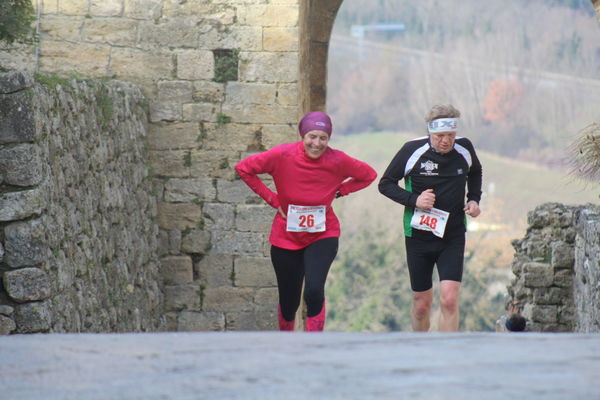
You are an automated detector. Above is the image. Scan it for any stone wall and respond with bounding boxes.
[24,0,300,331]
[507,203,600,332]
[0,70,162,334]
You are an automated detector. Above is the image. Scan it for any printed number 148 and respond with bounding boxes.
[419,215,437,229]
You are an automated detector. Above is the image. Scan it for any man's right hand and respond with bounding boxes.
[416,189,435,210]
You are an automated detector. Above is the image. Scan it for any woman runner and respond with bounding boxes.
[235,111,377,331]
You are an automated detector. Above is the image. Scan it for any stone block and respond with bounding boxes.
[41,0,59,14]
[217,179,262,204]
[40,41,110,77]
[0,315,16,335]
[163,284,202,312]
[157,202,202,230]
[0,144,44,186]
[148,122,201,150]
[90,0,123,16]
[39,17,84,42]
[532,287,571,305]
[234,256,276,287]
[202,286,254,312]
[224,311,259,331]
[261,124,297,149]
[221,104,297,124]
[58,0,88,16]
[530,305,558,324]
[176,50,214,80]
[239,51,297,83]
[0,71,33,94]
[124,0,163,19]
[201,26,262,52]
[189,149,237,180]
[254,287,278,310]
[0,189,45,222]
[3,268,52,302]
[237,5,298,27]
[276,83,297,106]
[211,231,263,256]
[149,101,182,122]
[203,203,234,230]
[161,1,217,17]
[182,103,217,123]
[148,150,190,178]
[157,80,193,103]
[522,262,554,288]
[164,178,216,203]
[138,19,199,49]
[178,311,225,331]
[160,311,178,331]
[195,254,233,286]
[82,19,138,46]
[225,82,276,105]
[0,91,35,144]
[160,256,193,285]
[553,269,574,288]
[263,27,298,51]
[0,305,14,316]
[235,204,274,233]
[14,301,52,333]
[201,123,263,152]
[193,81,224,103]
[181,229,211,254]
[558,305,576,325]
[551,242,575,269]
[109,47,174,80]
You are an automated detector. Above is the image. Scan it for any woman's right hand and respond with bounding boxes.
[277,206,287,219]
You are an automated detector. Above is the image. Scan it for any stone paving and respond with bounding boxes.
[1,332,599,400]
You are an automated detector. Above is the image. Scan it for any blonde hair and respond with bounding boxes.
[425,104,461,122]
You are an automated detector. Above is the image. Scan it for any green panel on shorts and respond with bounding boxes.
[404,176,413,237]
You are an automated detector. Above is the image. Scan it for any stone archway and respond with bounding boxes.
[299,0,600,115]
[298,0,344,114]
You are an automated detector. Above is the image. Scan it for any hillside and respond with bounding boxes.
[325,131,600,332]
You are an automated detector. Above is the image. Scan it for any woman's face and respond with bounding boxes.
[303,130,330,159]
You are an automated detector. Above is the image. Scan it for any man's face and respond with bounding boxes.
[429,131,457,154]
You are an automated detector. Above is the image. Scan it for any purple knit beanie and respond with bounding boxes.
[298,111,333,138]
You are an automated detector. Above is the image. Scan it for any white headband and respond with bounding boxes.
[428,118,458,133]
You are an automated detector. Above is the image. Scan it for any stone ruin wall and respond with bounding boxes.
[0,70,161,334]
[508,203,600,332]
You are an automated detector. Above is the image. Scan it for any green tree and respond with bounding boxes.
[0,0,35,44]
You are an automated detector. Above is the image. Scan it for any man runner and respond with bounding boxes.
[378,104,482,332]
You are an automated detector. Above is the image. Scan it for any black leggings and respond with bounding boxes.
[270,237,339,321]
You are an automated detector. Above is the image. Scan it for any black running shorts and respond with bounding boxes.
[404,234,466,292]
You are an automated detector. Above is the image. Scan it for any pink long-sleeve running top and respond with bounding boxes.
[235,141,377,250]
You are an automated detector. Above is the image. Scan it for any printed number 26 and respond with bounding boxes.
[419,215,437,229]
[299,214,315,228]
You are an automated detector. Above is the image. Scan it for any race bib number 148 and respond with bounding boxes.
[286,205,326,233]
[410,207,449,238]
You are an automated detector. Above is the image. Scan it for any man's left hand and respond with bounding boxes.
[464,201,480,217]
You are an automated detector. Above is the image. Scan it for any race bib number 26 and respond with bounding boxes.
[286,205,326,233]
[410,207,449,238]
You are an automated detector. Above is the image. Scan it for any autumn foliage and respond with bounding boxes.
[482,78,524,126]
